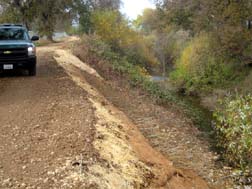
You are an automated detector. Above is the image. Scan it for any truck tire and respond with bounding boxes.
[28,65,36,76]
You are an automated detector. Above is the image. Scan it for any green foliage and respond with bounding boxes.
[73,0,93,34]
[79,8,92,34]
[154,0,252,68]
[0,0,121,40]
[134,8,161,34]
[66,26,81,35]
[155,28,190,64]
[171,33,235,94]
[0,7,20,23]
[91,11,124,47]
[79,35,212,132]
[169,7,194,31]
[214,94,252,170]
[208,1,252,62]
[34,0,74,40]
[142,0,252,106]
[89,0,121,10]
[91,11,158,68]
[0,0,74,39]
[0,0,37,29]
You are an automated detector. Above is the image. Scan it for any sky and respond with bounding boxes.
[120,0,156,20]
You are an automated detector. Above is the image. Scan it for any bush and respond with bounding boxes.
[91,10,158,68]
[158,29,190,62]
[66,26,81,36]
[171,33,234,94]
[75,35,212,132]
[214,94,252,170]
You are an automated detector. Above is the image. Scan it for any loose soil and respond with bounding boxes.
[0,44,97,188]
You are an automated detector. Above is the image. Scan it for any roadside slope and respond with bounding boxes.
[54,48,209,189]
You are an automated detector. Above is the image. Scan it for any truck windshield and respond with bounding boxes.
[0,28,29,40]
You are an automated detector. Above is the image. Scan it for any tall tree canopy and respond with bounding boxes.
[0,0,121,39]
[152,0,252,60]
[0,0,37,28]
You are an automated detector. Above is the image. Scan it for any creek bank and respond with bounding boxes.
[73,43,239,188]
[55,49,210,189]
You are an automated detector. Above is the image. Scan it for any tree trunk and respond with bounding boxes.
[47,34,54,42]
[162,55,166,77]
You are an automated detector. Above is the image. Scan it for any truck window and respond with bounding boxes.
[0,28,29,40]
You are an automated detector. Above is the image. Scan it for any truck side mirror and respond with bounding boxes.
[31,36,39,41]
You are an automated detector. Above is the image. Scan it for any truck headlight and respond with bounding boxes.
[28,47,36,56]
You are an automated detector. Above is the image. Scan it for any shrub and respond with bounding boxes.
[75,35,212,132]
[171,33,234,94]
[91,10,158,68]
[158,29,190,62]
[66,26,81,36]
[214,94,252,170]
[91,11,124,48]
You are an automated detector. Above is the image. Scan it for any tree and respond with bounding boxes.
[0,0,122,40]
[155,0,252,61]
[0,0,37,29]
[204,0,252,60]
[134,8,161,34]
[91,0,121,10]
[34,0,74,40]
[71,0,93,34]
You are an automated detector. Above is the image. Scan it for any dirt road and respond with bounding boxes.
[0,40,209,188]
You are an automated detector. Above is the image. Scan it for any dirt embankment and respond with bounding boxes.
[54,48,209,189]
[73,39,237,189]
[0,39,209,189]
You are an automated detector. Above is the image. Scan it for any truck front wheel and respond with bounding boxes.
[28,65,36,76]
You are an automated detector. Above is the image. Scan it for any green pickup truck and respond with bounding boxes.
[0,24,39,76]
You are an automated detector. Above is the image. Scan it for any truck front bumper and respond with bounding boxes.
[0,56,36,71]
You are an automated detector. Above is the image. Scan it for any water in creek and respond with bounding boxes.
[150,76,167,82]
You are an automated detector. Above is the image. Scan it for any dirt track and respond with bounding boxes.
[0,44,98,188]
[0,40,209,188]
